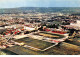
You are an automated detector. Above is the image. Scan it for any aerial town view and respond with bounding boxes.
[0,0,80,55]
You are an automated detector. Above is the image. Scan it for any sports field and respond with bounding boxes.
[15,37,55,50]
[34,31,65,39]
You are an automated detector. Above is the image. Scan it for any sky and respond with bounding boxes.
[0,0,80,8]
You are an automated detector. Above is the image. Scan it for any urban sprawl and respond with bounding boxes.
[0,12,80,55]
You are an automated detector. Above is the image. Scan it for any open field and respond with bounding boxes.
[14,37,55,50]
[34,31,65,39]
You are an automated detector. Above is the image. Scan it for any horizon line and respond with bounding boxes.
[0,7,80,9]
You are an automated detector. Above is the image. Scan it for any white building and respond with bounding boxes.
[70,20,80,27]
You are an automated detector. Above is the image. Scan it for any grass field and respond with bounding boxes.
[34,31,65,39]
[15,38,54,50]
